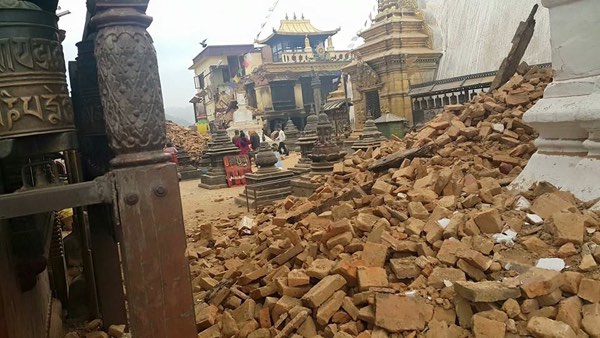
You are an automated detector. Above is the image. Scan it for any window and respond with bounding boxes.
[238,55,246,77]
[195,102,207,122]
[245,83,257,108]
[272,42,284,62]
[227,55,239,79]
[365,90,381,119]
[222,67,230,83]
[301,78,314,112]
[194,73,205,89]
[271,81,296,111]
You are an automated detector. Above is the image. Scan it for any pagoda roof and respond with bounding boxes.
[257,16,340,45]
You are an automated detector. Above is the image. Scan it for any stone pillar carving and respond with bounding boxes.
[91,2,196,337]
[513,0,600,207]
[93,5,169,168]
[312,70,323,114]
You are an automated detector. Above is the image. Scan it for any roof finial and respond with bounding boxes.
[285,13,289,20]
[301,13,305,20]
[304,35,312,52]
[293,12,297,20]
[327,36,334,51]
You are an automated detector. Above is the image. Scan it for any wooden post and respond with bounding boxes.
[91,2,196,337]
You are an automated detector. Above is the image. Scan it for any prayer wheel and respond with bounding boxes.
[0,2,75,139]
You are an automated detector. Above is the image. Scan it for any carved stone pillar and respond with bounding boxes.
[312,71,323,114]
[513,0,600,208]
[91,2,196,337]
[93,8,168,166]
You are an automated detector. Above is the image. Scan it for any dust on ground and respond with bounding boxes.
[179,152,300,229]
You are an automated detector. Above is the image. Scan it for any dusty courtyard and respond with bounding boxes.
[179,153,300,228]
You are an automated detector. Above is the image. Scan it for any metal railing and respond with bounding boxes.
[409,62,552,94]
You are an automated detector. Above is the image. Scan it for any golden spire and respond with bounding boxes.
[378,0,418,13]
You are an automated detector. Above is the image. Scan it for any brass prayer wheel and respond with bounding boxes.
[0,4,75,139]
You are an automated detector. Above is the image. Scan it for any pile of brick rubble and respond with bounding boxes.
[166,121,210,165]
[186,65,600,338]
[68,65,600,338]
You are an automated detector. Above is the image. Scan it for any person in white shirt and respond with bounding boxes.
[275,126,289,156]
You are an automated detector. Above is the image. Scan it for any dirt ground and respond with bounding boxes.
[179,152,300,229]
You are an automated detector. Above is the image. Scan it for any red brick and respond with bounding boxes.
[361,242,388,268]
[375,294,433,332]
[302,274,347,308]
[358,267,388,291]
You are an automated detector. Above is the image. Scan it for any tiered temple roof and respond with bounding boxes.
[352,0,441,62]
[257,15,340,45]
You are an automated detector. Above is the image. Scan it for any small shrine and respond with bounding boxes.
[323,84,352,138]
[309,113,347,175]
[226,92,263,138]
[290,109,319,175]
[352,110,387,151]
[235,140,294,208]
[176,150,203,180]
[283,116,300,152]
[198,128,240,189]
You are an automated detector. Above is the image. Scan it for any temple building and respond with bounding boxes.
[344,0,442,128]
[247,14,353,132]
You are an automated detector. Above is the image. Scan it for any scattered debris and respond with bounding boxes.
[184,68,600,337]
[166,121,210,165]
[238,216,255,236]
[536,258,566,271]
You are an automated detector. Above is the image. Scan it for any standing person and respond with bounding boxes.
[232,130,240,145]
[164,142,178,165]
[235,131,251,156]
[164,142,182,180]
[275,126,288,156]
[249,130,261,152]
[248,130,260,165]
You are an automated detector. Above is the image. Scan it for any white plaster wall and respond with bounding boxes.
[418,0,552,80]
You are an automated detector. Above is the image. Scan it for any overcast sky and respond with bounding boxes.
[58,0,376,123]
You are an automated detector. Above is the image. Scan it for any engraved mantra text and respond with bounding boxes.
[0,92,73,130]
[0,37,66,73]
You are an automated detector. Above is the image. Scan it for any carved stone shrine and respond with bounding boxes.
[309,112,347,175]
[235,141,293,208]
[198,128,240,189]
[283,116,300,152]
[176,150,202,181]
[352,110,387,151]
[290,110,319,175]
